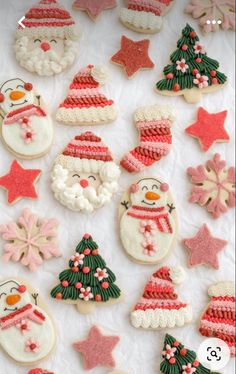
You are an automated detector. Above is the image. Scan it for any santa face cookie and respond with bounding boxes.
[119,178,178,264]
[0,78,53,159]
[14,0,78,76]
[0,279,55,365]
[51,132,121,213]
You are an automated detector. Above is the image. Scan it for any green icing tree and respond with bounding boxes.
[156,24,227,103]
[51,233,122,314]
[160,334,220,374]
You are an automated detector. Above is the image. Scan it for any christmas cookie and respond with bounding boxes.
[131,266,192,329]
[120,105,175,173]
[185,0,235,33]
[73,0,117,21]
[14,0,79,76]
[119,177,178,264]
[51,234,122,314]
[73,325,120,370]
[0,208,61,272]
[0,278,56,365]
[185,107,229,151]
[28,370,54,374]
[111,35,154,78]
[51,132,121,213]
[199,281,235,356]
[120,0,175,34]
[0,160,41,205]
[160,333,220,373]
[155,24,227,103]
[187,153,235,219]
[56,65,117,125]
[183,224,227,269]
[0,78,53,159]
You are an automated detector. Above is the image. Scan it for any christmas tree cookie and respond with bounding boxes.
[51,234,122,314]
[155,24,227,103]
[160,334,220,373]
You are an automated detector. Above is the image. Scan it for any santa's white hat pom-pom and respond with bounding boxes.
[91,66,108,85]
[169,266,185,284]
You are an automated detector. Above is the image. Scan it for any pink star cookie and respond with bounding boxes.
[183,224,227,269]
[73,325,120,370]
[73,0,117,20]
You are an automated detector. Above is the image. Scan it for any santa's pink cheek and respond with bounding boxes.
[80,179,89,189]
[40,42,51,52]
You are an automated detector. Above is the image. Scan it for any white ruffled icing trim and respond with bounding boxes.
[91,66,108,85]
[134,105,175,122]
[56,105,117,124]
[169,267,185,284]
[208,282,235,297]
[131,305,193,329]
[120,8,162,31]
[16,25,79,40]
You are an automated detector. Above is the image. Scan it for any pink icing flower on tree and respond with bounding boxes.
[140,220,156,237]
[182,363,196,374]
[193,74,209,88]
[162,344,177,359]
[16,320,31,334]
[71,253,85,266]
[176,59,189,73]
[193,41,205,54]
[79,287,93,301]
[25,338,40,353]
[94,268,109,281]
[142,239,157,256]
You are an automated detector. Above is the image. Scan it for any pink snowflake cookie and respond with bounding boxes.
[187,153,235,218]
[0,208,61,271]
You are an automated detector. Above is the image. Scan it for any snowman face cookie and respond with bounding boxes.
[119,177,178,264]
[0,279,56,365]
[0,78,53,159]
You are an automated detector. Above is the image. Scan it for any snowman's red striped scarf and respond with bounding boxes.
[127,206,173,233]
[4,104,46,125]
[0,304,45,330]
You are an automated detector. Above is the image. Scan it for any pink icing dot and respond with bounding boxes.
[130,183,139,193]
[83,233,90,239]
[160,183,169,192]
[75,282,82,289]
[62,280,69,287]
[83,248,91,255]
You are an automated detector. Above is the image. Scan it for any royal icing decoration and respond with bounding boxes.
[156,24,227,103]
[131,266,192,329]
[28,370,54,374]
[111,35,154,78]
[51,132,121,213]
[160,333,219,373]
[120,105,175,173]
[187,153,235,219]
[183,224,227,269]
[0,78,53,159]
[185,0,235,33]
[73,0,117,20]
[119,178,178,264]
[199,282,235,356]
[185,107,229,151]
[51,234,122,314]
[0,160,41,205]
[0,208,61,272]
[14,0,79,76]
[0,279,55,364]
[56,65,116,125]
[120,0,174,33]
[73,325,120,370]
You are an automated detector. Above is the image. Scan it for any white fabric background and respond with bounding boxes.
[0,1,235,373]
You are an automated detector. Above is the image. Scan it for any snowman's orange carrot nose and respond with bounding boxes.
[10,91,25,101]
[145,191,160,200]
[6,294,21,305]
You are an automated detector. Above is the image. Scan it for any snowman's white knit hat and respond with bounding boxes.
[16,0,78,39]
[131,266,192,329]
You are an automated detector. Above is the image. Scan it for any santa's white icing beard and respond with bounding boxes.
[14,36,77,76]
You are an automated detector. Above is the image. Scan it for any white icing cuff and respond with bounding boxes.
[56,105,117,124]
[120,8,162,32]
[16,25,79,40]
[131,305,193,329]
[134,105,175,122]
[208,282,235,297]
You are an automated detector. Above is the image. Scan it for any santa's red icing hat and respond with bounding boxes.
[56,65,116,125]
[131,266,192,329]
[55,131,120,180]
[16,0,78,39]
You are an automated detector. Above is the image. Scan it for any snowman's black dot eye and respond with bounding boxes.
[88,175,96,181]
[0,292,7,299]
[34,39,41,43]
[72,174,80,179]
[152,184,159,190]
[142,185,148,191]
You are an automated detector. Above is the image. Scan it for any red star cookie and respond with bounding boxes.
[73,0,117,20]
[111,35,154,78]
[73,326,120,370]
[0,160,41,204]
[183,224,227,269]
[185,107,229,151]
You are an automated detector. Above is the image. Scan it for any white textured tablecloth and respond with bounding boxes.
[0,1,235,373]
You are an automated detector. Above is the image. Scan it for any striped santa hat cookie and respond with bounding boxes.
[120,0,175,34]
[56,65,117,125]
[131,266,192,329]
